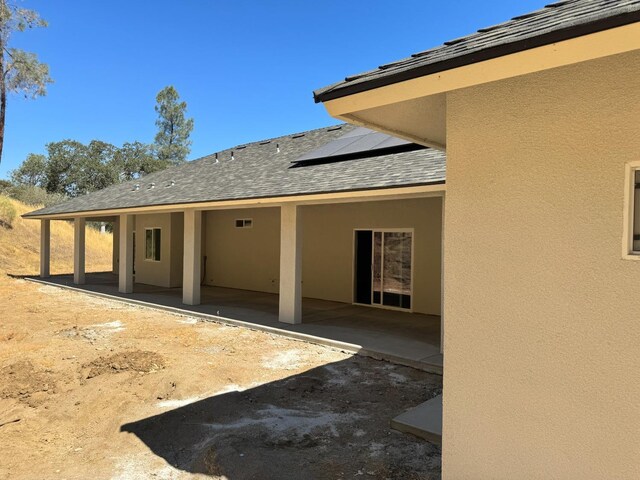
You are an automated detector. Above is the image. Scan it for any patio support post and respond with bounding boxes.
[40,219,50,278]
[73,217,86,285]
[112,217,119,274]
[118,214,134,294]
[183,209,202,306]
[279,204,302,324]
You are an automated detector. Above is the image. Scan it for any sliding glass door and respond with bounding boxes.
[354,229,413,310]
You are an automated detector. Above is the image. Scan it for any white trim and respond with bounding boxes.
[352,227,415,313]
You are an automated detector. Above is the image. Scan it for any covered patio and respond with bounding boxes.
[28,271,443,373]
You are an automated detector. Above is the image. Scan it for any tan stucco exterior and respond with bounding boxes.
[442,50,640,479]
[302,198,442,315]
[204,207,281,294]
[202,198,442,315]
[134,212,183,288]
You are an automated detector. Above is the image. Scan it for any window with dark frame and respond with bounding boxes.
[235,218,253,228]
[145,228,161,261]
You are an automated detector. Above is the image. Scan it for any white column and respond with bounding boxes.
[40,219,50,278]
[183,209,202,305]
[112,218,120,275]
[279,204,302,324]
[73,217,86,285]
[118,214,134,293]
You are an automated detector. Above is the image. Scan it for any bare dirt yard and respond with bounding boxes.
[0,274,442,479]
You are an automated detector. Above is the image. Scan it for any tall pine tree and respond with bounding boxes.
[152,86,194,165]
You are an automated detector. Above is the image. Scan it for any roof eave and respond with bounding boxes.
[313,11,640,103]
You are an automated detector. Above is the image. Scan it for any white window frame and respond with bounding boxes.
[623,162,640,260]
[144,227,162,262]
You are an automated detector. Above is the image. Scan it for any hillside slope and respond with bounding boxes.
[0,196,113,275]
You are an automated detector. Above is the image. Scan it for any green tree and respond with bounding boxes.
[0,1,53,165]
[42,139,86,196]
[10,139,174,197]
[153,85,194,165]
[113,141,169,181]
[10,152,46,185]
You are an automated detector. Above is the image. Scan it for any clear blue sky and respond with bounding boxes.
[0,0,547,179]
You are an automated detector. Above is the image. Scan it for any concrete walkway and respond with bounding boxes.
[391,394,443,445]
[28,272,443,373]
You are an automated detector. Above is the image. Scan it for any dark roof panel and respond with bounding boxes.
[314,0,640,102]
[292,127,420,165]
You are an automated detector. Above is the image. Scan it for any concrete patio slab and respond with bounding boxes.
[391,394,443,445]
[26,272,443,374]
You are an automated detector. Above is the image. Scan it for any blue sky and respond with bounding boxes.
[0,0,547,179]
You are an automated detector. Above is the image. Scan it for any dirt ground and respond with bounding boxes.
[0,274,442,480]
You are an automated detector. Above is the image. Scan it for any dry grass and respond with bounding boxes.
[0,196,113,275]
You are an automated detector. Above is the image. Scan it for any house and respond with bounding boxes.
[313,0,640,478]
[24,124,447,369]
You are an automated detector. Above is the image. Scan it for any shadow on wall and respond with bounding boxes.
[121,356,442,479]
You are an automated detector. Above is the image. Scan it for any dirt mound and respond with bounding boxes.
[0,360,56,404]
[84,350,165,379]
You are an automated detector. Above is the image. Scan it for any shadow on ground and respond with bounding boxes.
[121,356,442,479]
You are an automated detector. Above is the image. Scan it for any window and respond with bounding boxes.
[235,218,253,228]
[145,228,161,261]
[624,164,640,257]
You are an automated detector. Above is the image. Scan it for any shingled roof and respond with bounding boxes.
[314,0,640,102]
[24,124,446,218]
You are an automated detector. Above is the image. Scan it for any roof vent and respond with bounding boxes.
[259,140,271,145]
[276,143,280,153]
[132,184,140,191]
[231,150,235,161]
[166,180,175,187]
[148,182,155,189]
[292,133,305,139]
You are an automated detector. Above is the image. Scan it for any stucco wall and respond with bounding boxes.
[204,199,442,315]
[204,208,281,294]
[303,198,442,315]
[443,50,640,479]
[135,213,176,287]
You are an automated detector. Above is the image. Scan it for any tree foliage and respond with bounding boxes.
[10,139,170,197]
[153,86,194,165]
[0,1,53,164]
[7,85,193,200]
